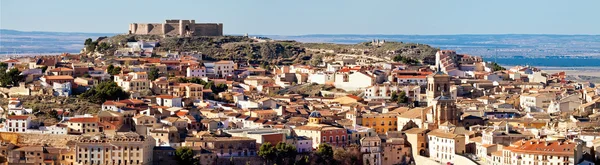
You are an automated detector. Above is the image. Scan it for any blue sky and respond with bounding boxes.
[1,0,599,35]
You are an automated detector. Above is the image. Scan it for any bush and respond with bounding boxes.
[78,81,129,104]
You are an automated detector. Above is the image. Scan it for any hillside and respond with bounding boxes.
[96,34,438,65]
[99,35,310,65]
[301,41,439,64]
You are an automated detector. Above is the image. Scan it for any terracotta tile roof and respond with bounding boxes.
[504,139,576,156]
[103,101,127,106]
[7,115,30,120]
[4,59,19,63]
[156,95,177,99]
[403,128,427,134]
[427,129,463,139]
[69,117,98,123]
[176,111,188,117]
[215,60,234,64]
[398,107,427,119]
[49,67,74,72]
[346,95,361,100]
[44,75,74,80]
[119,99,144,105]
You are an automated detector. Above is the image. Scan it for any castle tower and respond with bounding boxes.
[426,63,450,106]
[308,111,323,125]
[430,91,459,129]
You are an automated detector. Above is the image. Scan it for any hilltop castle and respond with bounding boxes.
[128,19,223,37]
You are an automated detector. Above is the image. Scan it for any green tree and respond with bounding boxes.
[0,68,24,87]
[190,77,207,85]
[490,62,506,71]
[315,144,334,165]
[213,83,228,94]
[85,41,98,53]
[107,65,122,75]
[393,55,419,65]
[258,142,277,165]
[84,38,93,45]
[275,142,297,165]
[295,155,310,165]
[78,81,129,104]
[397,91,409,104]
[148,67,160,80]
[391,91,398,102]
[49,110,59,119]
[98,42,110,52]
[175,147,199,165]
[259,142,297,165]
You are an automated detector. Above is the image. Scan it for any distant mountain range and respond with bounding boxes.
[0,29,117,55]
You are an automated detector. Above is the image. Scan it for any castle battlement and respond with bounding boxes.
[128,19,223,37]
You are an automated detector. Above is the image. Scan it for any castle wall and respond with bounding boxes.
[194,23,223,36]
[163,23,178,36]
[136,24,149,34]
[147,23,164,35]
[128,20,223,36]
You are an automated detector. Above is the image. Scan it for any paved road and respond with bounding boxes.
[414,155,441,165]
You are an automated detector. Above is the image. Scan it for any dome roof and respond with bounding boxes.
[309,111,322,118]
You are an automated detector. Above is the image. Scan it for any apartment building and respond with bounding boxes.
[75,133,155,165]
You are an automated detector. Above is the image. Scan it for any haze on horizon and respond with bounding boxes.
[1,0,599,35]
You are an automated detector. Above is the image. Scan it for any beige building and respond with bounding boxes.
[184,135,258,158]
[245,109,278,119]
[7,146,75,165]
[361,136,383,165]
[173,83,203,100]
[382,138,412,165]
[48,67,74,76]
[489,139,580,165]
[404,128,429,157]
[148,126,180,147]
[114,72,151,92]
[427,126,466,164]
[67,117,102,135]
[520,93,554,112]
[426,67,451,106]
[75,133,155,165]
[212,60,236,78]
[244,76,274,88]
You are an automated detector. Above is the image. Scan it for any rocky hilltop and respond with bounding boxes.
[93,34,438,65]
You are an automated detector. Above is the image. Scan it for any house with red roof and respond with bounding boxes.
[156,95,183,107]
[4,115,31,133]
[65,117,102,135]
[3,59,20,70]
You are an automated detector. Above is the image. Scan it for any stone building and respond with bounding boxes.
[382,138,412,165]
[74,133,155,165]
[426,65,451,106]
[294,111,349,148]
[428,94,460,129]
[128,19,223,36]
[7,146,75,165]
[183,135,258,158]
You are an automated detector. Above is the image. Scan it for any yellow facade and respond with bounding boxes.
[361,113,398,134]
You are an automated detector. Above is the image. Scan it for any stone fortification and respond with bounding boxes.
[128,19,223,36]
